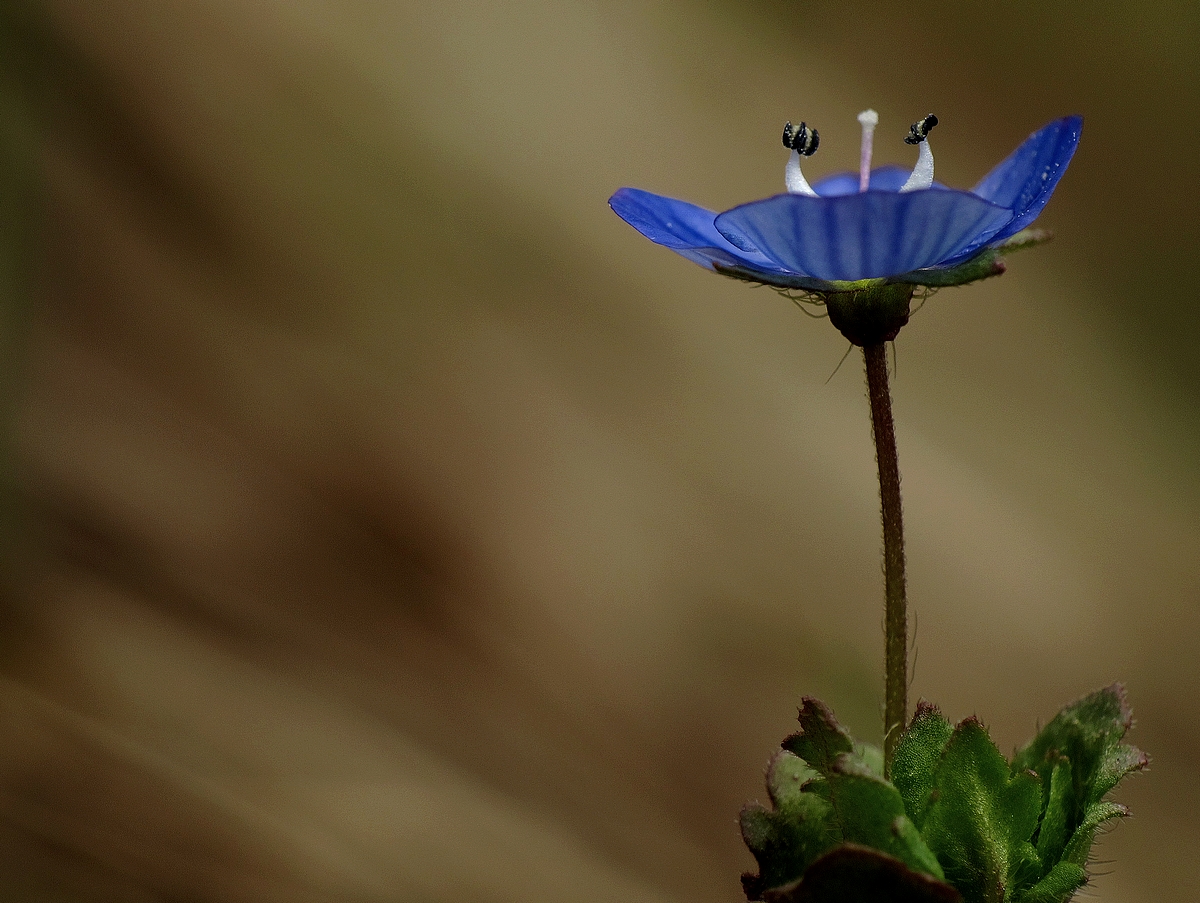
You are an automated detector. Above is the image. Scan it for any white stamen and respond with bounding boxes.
[899,138,934,192]
[785,149,818,196]
[857,109,878,192]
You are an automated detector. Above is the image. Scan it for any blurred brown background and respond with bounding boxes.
[0,1,1195,901]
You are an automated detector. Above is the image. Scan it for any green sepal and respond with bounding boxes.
[993,227,1053,254]
[711,229,1050,294]
[891,228,1052,288]
[891,250,1007,288]
[712,261,846,293]
[761,845,962,903]
[768,747,822,806]
[918,717,1043,903]
[822,282,915,346]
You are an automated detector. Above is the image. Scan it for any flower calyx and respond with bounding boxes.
[823,283,915,347]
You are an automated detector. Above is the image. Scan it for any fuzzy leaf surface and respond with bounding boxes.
[817,755,944,879]
[1012,684,1145,810]
[1032,754,1073,867]
[781,698,855,773]
[743,699,939,897]
[919,718,1043,903]
[1012,861,1087,903]
[743,689,1144,903]
[741,752,837,898]
[1011,685,1146,877]
[892,701,954,830]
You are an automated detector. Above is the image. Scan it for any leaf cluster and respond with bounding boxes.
[740,687,1146,903]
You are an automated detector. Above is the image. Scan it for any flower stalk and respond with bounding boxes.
[863,342,907,776]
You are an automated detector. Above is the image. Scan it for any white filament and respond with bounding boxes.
[857,109,878,192]
[785,149,818,196]
[899,138,934,192]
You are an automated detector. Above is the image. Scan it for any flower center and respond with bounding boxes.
[781,111,940,196]
[899,114,938,192]
[782,120,820,197]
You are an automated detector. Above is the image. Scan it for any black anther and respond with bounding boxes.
[782,121,820,156]
[904,114,939,145]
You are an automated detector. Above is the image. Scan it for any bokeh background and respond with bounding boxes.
[0,1,1196,901]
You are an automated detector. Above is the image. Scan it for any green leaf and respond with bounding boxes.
[1061,801,1128,866]
[1012,685,1147,872]
[744,700,944,898]
[920,718,1043,903]
[1012,861,1087,903]
[853,741,885,779]
[1012,684,1145,807]
[761,845,962,903]
[1092,743,1149,805]
[768,749,822,809]
[781,698,855,774]
[741,753,838,898]
[1033,753,1072,868]
[819,755,944,879]
[743,690,1144,903]
[892,701,954,830]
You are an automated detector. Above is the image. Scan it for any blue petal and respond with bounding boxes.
[714,189,1013,282]
[812,165,912,196]
[609,187,793,275]
[969,116,1082,242]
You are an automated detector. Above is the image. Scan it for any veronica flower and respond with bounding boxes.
[609,112,1081,344]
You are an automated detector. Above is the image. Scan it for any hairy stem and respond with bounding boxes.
[863,343,907,777]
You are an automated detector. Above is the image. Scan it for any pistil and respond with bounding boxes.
[857,109,878,192]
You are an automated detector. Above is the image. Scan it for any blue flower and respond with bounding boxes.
[609,114,1081,294]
